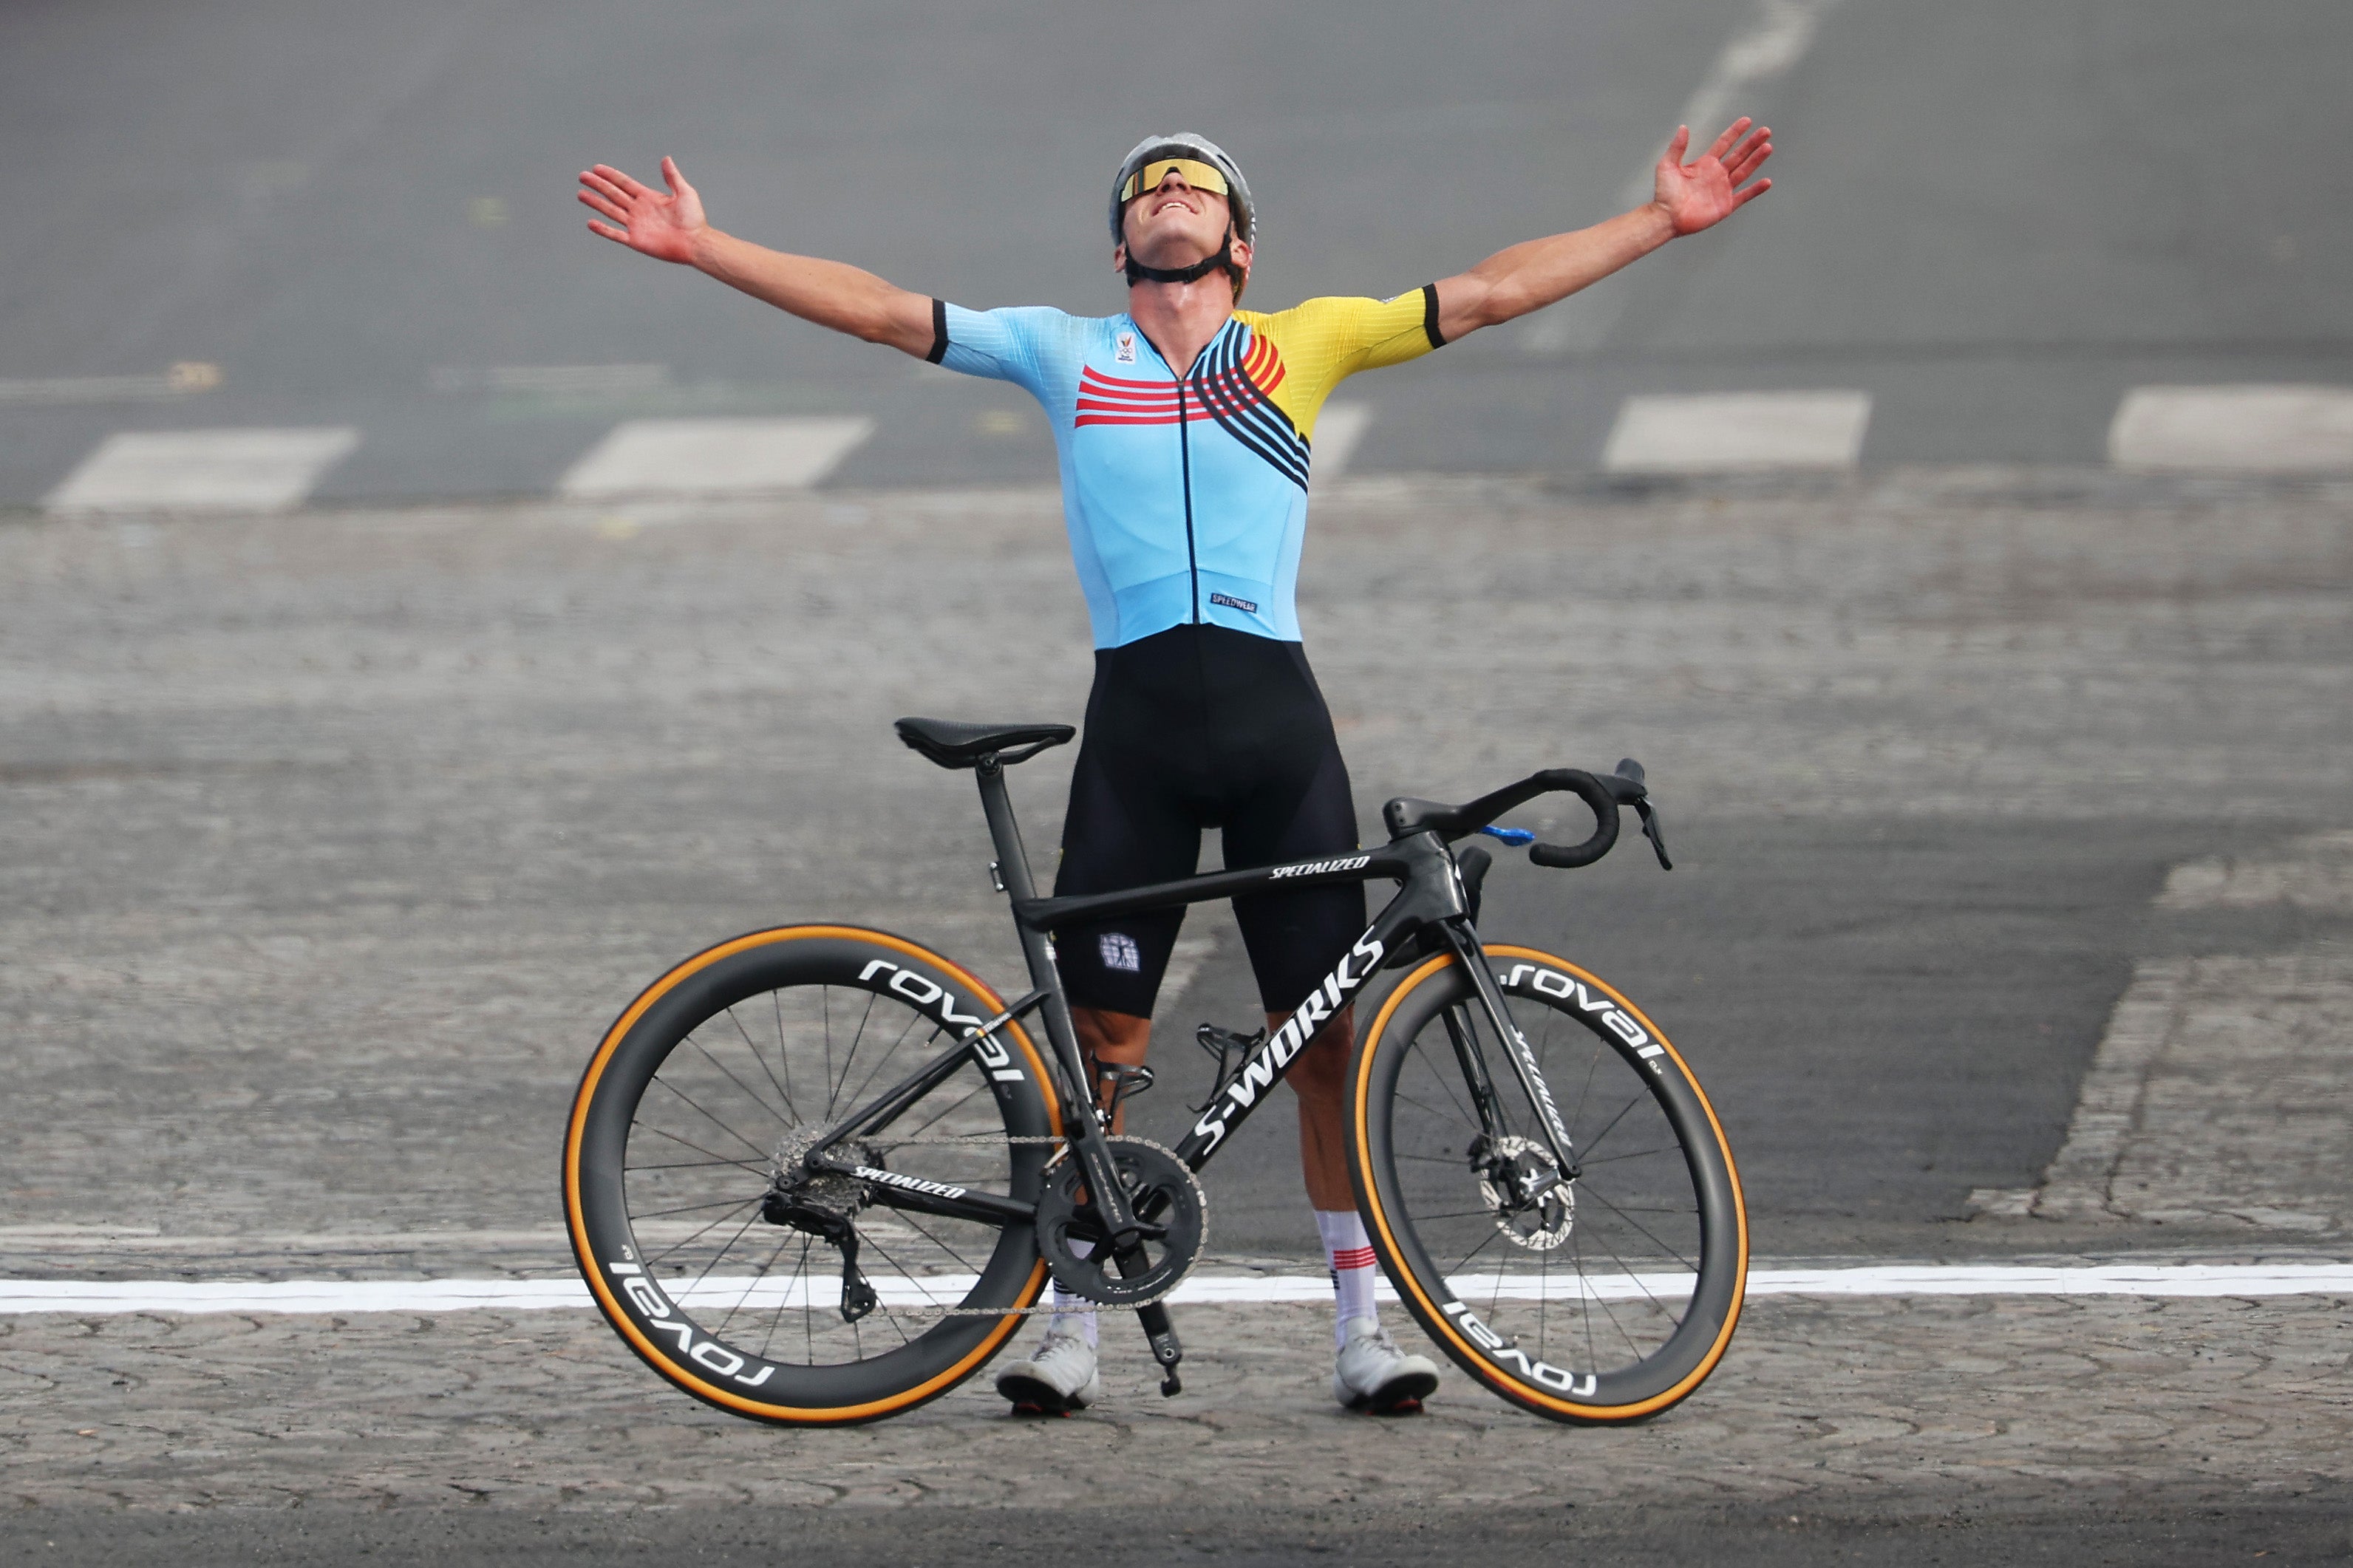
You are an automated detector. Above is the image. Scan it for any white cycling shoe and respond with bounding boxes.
[995,1328,1102,1416]
[1333,1316,1440,1414]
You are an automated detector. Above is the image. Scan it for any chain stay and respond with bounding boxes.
[858,1133,1199,1320]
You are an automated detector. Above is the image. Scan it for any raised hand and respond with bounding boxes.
[1653,118,1773,236]
[579,156,708,265]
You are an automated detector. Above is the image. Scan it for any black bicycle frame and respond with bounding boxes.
[810,755,1579,1250]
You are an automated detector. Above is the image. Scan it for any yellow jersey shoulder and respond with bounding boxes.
[1232,287,1443,439]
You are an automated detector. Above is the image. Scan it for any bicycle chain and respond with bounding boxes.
[852,1133,1202,1320]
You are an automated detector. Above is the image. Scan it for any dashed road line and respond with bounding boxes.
[1523,0,1844,355]
[41,426,358,514]
[2110,384,2353,473]
[1602,390,1871,473]
[556,416,875,498]
[4,1260,2346,1315]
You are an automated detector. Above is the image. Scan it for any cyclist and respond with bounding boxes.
[578,117,1771,1415]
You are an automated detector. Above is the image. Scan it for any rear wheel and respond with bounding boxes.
[563,925,1060,1425]
[1349,944,1746,1422]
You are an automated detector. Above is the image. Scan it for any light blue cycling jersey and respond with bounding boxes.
[930,290,1444,648]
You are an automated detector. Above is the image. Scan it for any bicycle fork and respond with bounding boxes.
[1440,922,1581,1193]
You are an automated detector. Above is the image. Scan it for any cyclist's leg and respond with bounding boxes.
[1012,637,1208,1390]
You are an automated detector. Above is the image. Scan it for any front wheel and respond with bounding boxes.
[1349,944,1746,1423]
[563,925,1062,1425]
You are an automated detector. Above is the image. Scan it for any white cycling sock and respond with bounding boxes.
[1315,1208,1378,1349]
[1049,1239,1098,1349]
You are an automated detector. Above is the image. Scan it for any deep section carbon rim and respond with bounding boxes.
[566,929,1056,1422]
[1356,947,1744,1421]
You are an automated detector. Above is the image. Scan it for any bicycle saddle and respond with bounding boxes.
[894,716,1076,769]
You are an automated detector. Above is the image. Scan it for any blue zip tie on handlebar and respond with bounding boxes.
[1479,825,1536,846]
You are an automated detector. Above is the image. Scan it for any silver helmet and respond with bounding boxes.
[1109,133,1256,248]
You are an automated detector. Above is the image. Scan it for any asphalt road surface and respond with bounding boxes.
[5,0,2352,505]
[4,473,2350,1561]
[7,0,2353,1558]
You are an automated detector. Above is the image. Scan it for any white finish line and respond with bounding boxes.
[4,1261,2346,1316]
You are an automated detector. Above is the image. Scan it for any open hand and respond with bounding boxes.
[579,156,707,264]
[1653,118,1773,236]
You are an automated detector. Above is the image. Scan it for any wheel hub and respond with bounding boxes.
[1474,1134,1575,1250]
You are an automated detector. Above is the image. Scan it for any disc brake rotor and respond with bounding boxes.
[1033,1136,1206,1307]
[1477,1134,1575,1250]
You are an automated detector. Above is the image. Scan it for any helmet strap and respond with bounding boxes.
[1125,234,1235,287]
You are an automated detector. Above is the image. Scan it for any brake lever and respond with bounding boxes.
[1632,799,1673,870]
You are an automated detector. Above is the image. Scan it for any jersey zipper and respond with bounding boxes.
[1139,317,1211,627]
[1176,372,1199,624]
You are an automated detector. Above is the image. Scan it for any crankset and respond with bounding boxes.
[1032,1136,1206,1309]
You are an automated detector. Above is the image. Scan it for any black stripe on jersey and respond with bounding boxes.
[927,298,949,364]
[1192,326,1311,491]
[1422,283,1445,349]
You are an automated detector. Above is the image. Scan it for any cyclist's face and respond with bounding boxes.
[1117,170,1246,276]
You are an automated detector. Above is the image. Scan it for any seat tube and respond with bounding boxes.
[975,765,1090,1100]
[974,757,1141,1238]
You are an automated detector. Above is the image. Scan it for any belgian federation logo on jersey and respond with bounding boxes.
[1114,331,1138,365]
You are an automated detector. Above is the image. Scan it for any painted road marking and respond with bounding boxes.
[1524,0,1843,355]
[42,428,358,514]
[557,417,874,498]
[2109,384,2353,473]
[4,1261,2346,1315]
[1603,391,1870,474]
[1312,401,1373,481]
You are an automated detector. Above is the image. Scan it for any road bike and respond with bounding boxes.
[562,716,1746,1425]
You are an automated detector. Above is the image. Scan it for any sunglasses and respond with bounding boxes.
[1119,157,1230,204]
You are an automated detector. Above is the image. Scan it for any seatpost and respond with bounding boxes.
[973,757,1143,1243]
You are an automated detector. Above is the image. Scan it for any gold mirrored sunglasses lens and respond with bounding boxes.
[1120,157,1230,202]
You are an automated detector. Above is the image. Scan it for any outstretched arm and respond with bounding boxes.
[578,157,936,358]
[1431,118,1772,343]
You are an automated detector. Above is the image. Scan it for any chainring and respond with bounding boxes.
[1032,1136,1206,1308]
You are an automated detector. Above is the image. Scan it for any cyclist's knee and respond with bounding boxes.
[1072,1005,1151,1066]
[1274,1006,1353,1100]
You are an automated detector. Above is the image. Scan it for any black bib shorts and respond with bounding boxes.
[1052,624,1366,1019]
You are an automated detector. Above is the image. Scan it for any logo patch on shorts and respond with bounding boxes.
[1099,933,1143,972]
[1208,591,1259,614]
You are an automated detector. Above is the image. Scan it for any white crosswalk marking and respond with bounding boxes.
[43,427,358,514]
[1310,400,1373,483]
[557,417,875,498]
[2109,385,2353,473]
[1603,390,1871,474]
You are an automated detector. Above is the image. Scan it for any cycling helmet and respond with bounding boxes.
[1109,133,1255,245]
[1109,134,1255,295]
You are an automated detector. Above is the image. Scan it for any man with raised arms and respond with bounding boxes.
[579,117,1771,1415]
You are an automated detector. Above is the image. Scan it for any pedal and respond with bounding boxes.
[1137,1300,1185,1397]
[1190,1023,1261,1112]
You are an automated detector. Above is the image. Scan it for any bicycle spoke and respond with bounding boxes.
[647,1074,771,1158]
[639,1196,763,1264]
[685,1027,791,1128]
[627,1121,769,1176]
[1579,1185,1700,1275]
[727,1003,799,1122]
